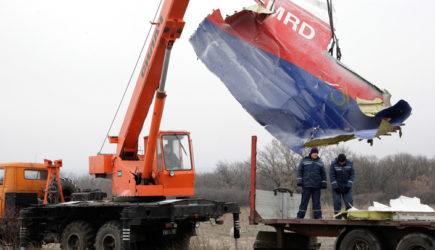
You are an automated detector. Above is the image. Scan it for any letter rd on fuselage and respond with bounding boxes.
[266,1,316,40]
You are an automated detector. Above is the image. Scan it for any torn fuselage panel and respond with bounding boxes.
[190,0,411,153]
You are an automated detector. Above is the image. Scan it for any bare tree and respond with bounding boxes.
[257,139,302,189]
[192,140,435,206]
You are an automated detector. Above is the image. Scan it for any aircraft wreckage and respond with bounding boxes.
[190,0,411,153]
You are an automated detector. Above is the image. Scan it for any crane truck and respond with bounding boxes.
[18,0,240,249]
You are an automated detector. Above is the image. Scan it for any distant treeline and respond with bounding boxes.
[65,140,434,207]
[194,140,435,207]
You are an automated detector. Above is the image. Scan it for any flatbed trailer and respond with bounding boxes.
[19,198,240,249]
[252,216,435,249]
[249,136,435,250]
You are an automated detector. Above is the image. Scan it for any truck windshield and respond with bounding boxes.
[24,169,48,180]
[162,134,192,171]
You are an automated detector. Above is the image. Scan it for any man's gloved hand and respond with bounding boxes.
[334,187,341,194]
[343,187,350,193]
[297,183,303,187]
[321,183,327,189]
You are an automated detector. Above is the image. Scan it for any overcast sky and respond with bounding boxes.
[1,0,434,174]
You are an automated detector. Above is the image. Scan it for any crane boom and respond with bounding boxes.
[90,0,194,197]
[116,0,189,160]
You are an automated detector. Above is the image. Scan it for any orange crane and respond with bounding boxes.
[89,0,194,198]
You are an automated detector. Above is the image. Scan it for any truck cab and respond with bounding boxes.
[0,163,47,217]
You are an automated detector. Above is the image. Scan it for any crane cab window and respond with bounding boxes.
[162,134,192,171]
[24,169,48,181]
[0,169,4,185]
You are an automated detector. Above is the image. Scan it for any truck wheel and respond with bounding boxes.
[396,233,435,250]
[254,231,277,249]
[95,221,122,250]
[61,221,95,250]
[339,229,381,250]
[159,224,194,250]
[172,232,192,250]
[27,240,42,249]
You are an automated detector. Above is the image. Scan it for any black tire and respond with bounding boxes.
[396,233,435,250]
[254,231,278,249]
[27,241,42,249]
[95,221,122,250]
[339,229,382,250]
[172,231,192,250]
[159,223,194,250]
[61,220,95,250]
[159,235,191,250]
[60,178,77,202]
[173,223,194,250]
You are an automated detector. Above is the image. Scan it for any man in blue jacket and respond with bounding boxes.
[330,153,355,219]
[296,148,327,219]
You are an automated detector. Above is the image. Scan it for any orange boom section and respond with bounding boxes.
[89,0,194,198]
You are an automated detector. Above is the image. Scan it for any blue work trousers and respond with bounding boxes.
[332,189,353,219]
[297,187,322,219]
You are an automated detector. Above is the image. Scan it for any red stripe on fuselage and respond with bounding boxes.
[206,0,384,103]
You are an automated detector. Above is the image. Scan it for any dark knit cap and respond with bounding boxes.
[338,154,347,162]
[310,148,319,154]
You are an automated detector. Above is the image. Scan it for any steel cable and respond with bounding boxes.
[327,0,342,60]
[98,0,164,154]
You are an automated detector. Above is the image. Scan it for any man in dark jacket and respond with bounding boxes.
[296,148,327,219]
[330,153,355,219]
[163,144,181,170]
